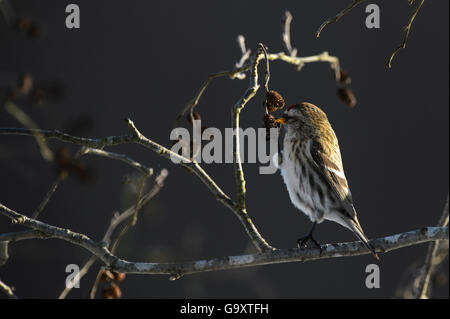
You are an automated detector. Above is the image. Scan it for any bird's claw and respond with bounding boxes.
[297,235,322,255]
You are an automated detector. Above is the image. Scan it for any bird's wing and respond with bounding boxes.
[306,140,378,258]
[306,139,356,220]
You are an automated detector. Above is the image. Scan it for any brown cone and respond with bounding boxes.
[264,90,285,113]
[102,283,122,299]
[337,87,357,107]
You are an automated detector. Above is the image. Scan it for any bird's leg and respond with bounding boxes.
[297,222,322,254]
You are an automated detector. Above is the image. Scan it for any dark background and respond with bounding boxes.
[0,0,448,298]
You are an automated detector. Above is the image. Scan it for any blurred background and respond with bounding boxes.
[0,0,448,298]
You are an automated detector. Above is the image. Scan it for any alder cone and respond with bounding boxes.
[99,270,114,282]
[337,87,357,107]
[263,114,279,141]
[102,283,122,299]
[113,272,126,283]
[263,114,277,129]
[264,90,285,112]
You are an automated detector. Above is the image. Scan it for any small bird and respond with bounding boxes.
[274,102,378,259]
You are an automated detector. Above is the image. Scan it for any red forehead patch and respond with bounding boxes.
[287,104,299,111]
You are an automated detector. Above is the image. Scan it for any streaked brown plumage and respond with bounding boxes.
[275,102,378,259]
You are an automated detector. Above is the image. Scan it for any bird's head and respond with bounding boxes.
[276,102,328,127]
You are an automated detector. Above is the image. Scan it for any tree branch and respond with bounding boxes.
[77,147,153,176]
[0,41,353,277]
[234,35,252,80]
[0,47,344,255]
[387,0,425,68]
[174,49,342,124]
[0,278,17,299]
[31,171,67,219]
[0,202,118,266]
[5,101,54,161]
[413,194,449,298]
[281,10,298,57]
[0,201,447,279]
[316,0,367,38]
[230,45,273,252]
[113,227,448,276]
[57,169,168,299]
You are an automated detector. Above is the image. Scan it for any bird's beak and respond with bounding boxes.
[275,116,287,125]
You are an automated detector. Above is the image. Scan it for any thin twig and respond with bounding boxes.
[5,101,54,161]
[77,147,153,176]
[0,242,9,266]
[0,0,16,27]
[387,0,425,68]
[59,169,168,299]
[413,195,449,299]
[32,171,68,219]
[267,51,341,82]
[174,49,341,125]
[316,0,367,38]
[0,278,17,299]
[259,43,270,92]
[31,146,153,220]
[234,35,252,80]
[175,67,249,129]
[0,124,234,211]
[0,122,267,250]
[58,256,96,299]
[0,202,118,265]
[281,10,298,57]
[109,173,149,253]
[89,173,150,299]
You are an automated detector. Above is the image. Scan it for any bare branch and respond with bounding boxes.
[234,35,252,80]
[0,242,8,266]
[58,256,96,299]
[259,43,271,92]
[0,124,233,209]
[0,278,17,299]
[5,101,54,161]
[175,67,249,128]
[0,123,262,249]
[281,10,298,57]
[174,49,342,125]
[113,227,448,276]
[413,195,449,299]
[0,200,447,279]
[387,0,425,68]
[109,173,149,251]
[31,172,67,219]
[0,229,49,242]
[0,202,118,266]
[267,51,341,81]
[78,147,153,176]
[0,0,16,28]
[316,0,367,38]
[30,145,154,220]
[59,169,168,299]
[230,45,273,253]
[0,45,343,254]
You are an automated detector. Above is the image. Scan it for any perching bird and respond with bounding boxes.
[274,102,378,259]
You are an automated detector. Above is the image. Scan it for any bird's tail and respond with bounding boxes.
[347,218,379,260]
